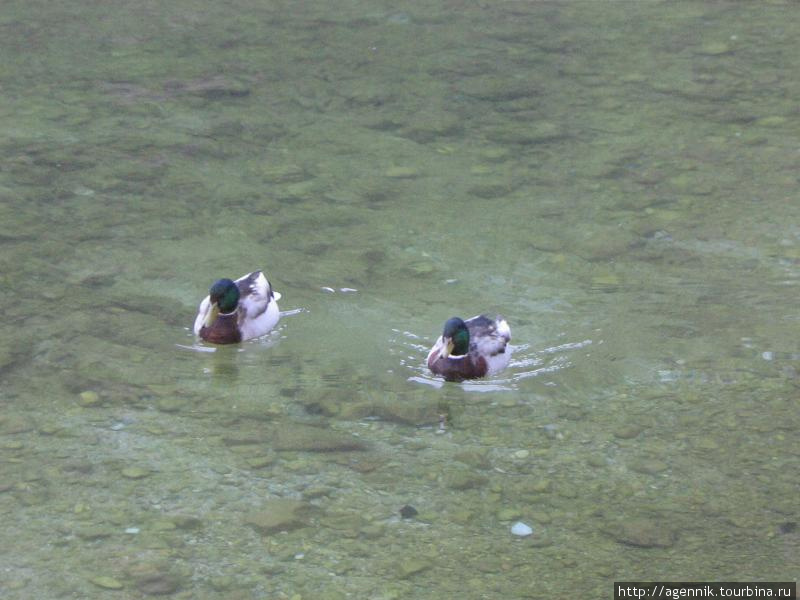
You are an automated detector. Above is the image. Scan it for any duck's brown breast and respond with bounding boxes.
[199,313,242,344]
[428,354,488,382]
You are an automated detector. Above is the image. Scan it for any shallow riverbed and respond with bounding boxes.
[0,1,798,598]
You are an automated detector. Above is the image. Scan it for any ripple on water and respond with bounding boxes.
[391,329,592,391]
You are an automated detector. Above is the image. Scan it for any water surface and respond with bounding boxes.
[1,1,798,598]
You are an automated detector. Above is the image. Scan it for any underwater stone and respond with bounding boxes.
[525,478,552,494]
[444,470,488,490]
[135,572,181,596]
[89,575,124,590]
[479,147,512,162]
[246,454,277,469]
[397,557,431,579]
[38,423,62,436]
[365,401,441,426]
[587,455,607,468]
[613,423,644,439]
[76,526,114,540]
[61,460,93,475]
[698,42,730,55]
[165,75,250,99]
[78,391,101,407]
[245,499,310,535]
[630,458,669,475]
[608,518,676,548]
[121,467,150,479]
[156,397,185,413]
[151,520,177,532]
[384,166,420,179]
[272,424,366,452]
[301,485,334,500]
[453,448,491,470]
[261,164,309,183]
[402,111,462,142]
[458,75,539,101]
[223,434,267,446]
[399,505,418,519]
[468,181,512,199]
[511,521,533,537]
[755,116,787,128]
[497,507,523,521]
[209,576,235,592]
[485,121,565,145]
[169,514,202,530]
[406,259,436,277]
[360,523,386,540]
[573,226,640,260]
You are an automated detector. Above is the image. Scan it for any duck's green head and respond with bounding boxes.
[440,317,469,358]
[204,278,240,327]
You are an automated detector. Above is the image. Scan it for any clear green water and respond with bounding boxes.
[1,1,798,598]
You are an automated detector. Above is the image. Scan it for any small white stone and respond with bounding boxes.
[511,521,533,537]
[125,527,140,534]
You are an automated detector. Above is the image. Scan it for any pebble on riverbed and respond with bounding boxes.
[78,390,102,407]
[89,575,124,590]
[511,521,533,537]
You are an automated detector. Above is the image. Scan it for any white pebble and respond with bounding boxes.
[125,527,140,534]
[511,521,533,537]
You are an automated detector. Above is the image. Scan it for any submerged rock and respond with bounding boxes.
[606,517,676,548]
[458,75,539,101]
[76,526,114,541]
[397,557,431,578]
[136,572,181,596]
[511,522,533,537]
[88,575,124,590]
[121,467,150,479]
[384,166,420,179]
[453,448,491,470]
[165,75,250,99]
[271,424,366,452]
[399,505,418,519]
[444,470,488,490]
[245,499,312,535]
[78,390,102,407]
[630,458,669,475]
[613,423,644,439]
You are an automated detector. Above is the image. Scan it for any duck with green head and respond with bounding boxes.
[427,315,511,381]
[193,271,281,344]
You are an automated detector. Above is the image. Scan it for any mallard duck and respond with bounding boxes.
[193,271,281,344]
[427,315,511,381]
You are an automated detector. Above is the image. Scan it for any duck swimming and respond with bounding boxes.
[427,315,511,381]
[193,271,281,344]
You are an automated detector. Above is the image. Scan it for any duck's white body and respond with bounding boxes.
[194,271,281,343]
[427,315,511,381]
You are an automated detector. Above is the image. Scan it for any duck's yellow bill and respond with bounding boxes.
[439,337,454,359]
[204,303,220,328]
